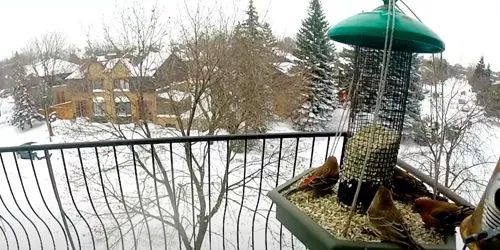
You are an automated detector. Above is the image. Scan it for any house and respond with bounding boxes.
[57,55,160,123]
[50,52,193,128]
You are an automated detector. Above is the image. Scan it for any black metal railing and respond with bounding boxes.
[0,131,349,250]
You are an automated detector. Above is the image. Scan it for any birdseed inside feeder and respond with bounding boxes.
[327,0,445,210]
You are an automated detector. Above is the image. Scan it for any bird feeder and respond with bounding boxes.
[327,0,445,209]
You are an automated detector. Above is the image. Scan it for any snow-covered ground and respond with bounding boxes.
[1,83,498,250]
[0,96,345,250]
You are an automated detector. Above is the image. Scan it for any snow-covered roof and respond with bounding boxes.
[158,90,191,102]
[99,52,167,77]
[65,64,88,80]
[115,96,130,102]
[93,96,105,102]
[25,59,79,77]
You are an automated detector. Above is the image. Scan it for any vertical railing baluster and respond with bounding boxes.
[291,138,300,250]
[187,143,196,248]
[0,195,23,250]
[251,139,266,250]
[112,146,137,249]
[169,143,181,250]
[27,150,69,250]
[94,147,124,250]
[151,144,167,250]
[325,136,331,161]
[78,148,109,249]
[64,212,81,250]
[222,140,230,250]
[1,153,38,250]
[265,138,283,250]
[309,137,316,169]
[43,150,76,250]
[236,139,248,250]
[207,142,212,250]
[61,149,95,250]
[130,145,152,250]
[0,219,7,250]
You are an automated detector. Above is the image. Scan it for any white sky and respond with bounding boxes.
[1,0,499,70]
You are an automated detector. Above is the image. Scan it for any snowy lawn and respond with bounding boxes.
[0,114,345,250]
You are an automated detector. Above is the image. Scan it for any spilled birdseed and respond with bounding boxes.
[285,184,446,245]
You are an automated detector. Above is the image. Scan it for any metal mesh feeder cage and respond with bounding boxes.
[327,0,445,210]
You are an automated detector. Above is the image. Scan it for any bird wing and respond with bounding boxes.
[369,211,412,243]
[433,205,475,226]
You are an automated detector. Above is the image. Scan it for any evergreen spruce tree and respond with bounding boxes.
[10,62,39,130]
[234,0,276,58]
[336,46,355,89]
[294,0,339,131]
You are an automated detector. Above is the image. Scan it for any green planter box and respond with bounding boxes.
[267,169,456,250]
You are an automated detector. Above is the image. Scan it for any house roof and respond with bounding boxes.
[26,59,79,77]
[65,51,168,80]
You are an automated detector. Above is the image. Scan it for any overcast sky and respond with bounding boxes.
[1,0,499,70]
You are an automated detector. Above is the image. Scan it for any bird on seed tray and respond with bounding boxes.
[391,167,448,203]
[367,185,425,250]
[284,156,340,198]
[414,197,474,234]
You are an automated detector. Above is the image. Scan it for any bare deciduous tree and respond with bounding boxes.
[59,1,303,249]
[26,32,70,138]
[401,58,497,203]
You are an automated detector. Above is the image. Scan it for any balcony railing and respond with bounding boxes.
[0,131,469,250]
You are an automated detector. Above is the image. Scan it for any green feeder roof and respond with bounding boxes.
[327,1,445,53]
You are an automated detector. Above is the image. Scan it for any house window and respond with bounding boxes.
[93,98,106,116]
[115,96,131,116]
[92,80,104,92]
[76,101,88,117]
[114,79,130,91]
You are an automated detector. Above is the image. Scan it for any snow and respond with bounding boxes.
[65,64,87,80]
[115,95,130,103]
[0,102,347,249]
[0,96,15,125]
[93,96,105,102]
[25,59,79,77]
[275,62,295,74]
[0,76,499,249]
[493,80,500,86]
[92,89,105,93]
[158,90,191,102]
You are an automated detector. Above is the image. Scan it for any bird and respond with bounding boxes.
[460,157,500,250]
[391,167,448,203]
[367,185,425,250]
[414,197,474,234]
[284,156,340,198]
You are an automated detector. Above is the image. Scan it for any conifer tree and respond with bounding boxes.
[294,0,339,131]
[10,63,40,130]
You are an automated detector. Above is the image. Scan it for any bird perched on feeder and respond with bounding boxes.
[460,157,500,250]
[391,167,448,203]
[284,156,340,198]
[414,197,474,234]
[367,185,425,250]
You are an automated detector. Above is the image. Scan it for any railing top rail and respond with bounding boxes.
[0,131,349,153]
